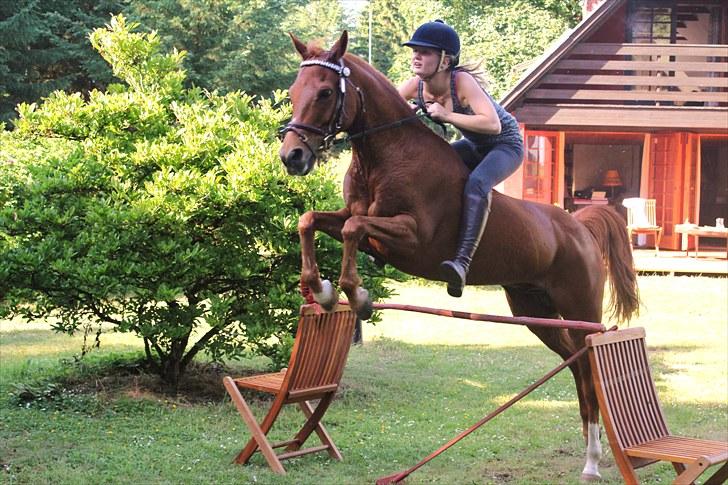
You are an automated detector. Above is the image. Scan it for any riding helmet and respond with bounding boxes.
[403,20,460,58]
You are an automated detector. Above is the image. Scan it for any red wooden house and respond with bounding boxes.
[500,0,727,250]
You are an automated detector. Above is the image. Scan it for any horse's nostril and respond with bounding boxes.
[289,148,303,161]
[282,148,303,166]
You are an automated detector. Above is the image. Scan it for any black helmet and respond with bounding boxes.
[403,20,460,57]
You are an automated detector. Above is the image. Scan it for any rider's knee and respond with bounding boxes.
[464,177,493,199]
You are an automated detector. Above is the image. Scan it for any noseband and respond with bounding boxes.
[280,59,356,153]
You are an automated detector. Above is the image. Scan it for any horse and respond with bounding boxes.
[279,31,639,481]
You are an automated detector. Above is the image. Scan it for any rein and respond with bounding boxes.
[280,58,443,152]
[341,112,431,144]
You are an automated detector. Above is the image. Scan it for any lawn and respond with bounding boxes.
[1,275,726,484]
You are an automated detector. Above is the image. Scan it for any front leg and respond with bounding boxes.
[339,214,418,319]
[298,208,350,310]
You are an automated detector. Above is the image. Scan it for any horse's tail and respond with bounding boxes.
[574,206,640,322]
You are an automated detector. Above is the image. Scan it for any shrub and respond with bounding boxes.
[0,15,392,391]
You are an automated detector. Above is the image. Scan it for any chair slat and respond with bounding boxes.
[288,308,355,392]
[617,339,653,446]
[626,436,728,463]
[234,372,286,394]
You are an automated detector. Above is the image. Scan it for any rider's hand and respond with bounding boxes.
[426,102,449,122]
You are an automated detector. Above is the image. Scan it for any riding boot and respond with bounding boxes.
[439,191,492,297]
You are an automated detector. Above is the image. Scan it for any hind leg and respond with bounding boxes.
[503,284,602,481]
[548,281,605,481]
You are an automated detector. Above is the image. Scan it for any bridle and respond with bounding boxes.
[280,58,434,154]
[280,58,359,153]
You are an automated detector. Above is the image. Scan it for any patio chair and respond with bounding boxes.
[586,328,728,484]
[623,198,663,255]
[222,302,357,474]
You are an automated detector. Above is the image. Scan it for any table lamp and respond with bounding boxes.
[602,169,623,199]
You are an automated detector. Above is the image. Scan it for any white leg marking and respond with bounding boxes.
[581,422,602,480]
[313,279,337,309]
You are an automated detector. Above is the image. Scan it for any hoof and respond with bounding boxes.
[354,288,373,320]
[314,279,338,311]
[580,473,602,482]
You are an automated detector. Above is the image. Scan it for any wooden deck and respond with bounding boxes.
[632,248,728,276]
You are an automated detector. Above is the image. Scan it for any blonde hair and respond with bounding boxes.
[450,57,490,90]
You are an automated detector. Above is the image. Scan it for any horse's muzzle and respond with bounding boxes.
[280,147,315,176]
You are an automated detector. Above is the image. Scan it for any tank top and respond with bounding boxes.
[417,69,522,147]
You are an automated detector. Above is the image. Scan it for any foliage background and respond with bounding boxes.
[1,1,581,384]
[2,0,582,124]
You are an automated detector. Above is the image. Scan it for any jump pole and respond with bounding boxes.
[370,302,606,333]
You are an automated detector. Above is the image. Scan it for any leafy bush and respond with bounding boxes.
[0,15,392,390]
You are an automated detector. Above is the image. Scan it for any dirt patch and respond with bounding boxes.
[86,362,255,403]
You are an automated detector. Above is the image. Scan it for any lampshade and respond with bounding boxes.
[602,169,623,187]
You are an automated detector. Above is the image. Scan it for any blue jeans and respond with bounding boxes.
[452,139,524,198]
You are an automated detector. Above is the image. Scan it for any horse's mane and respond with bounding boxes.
[343,54,413,110]
[302,41,415,115]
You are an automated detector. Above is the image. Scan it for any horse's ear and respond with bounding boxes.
[290,33,308,59]
[327,31,348,62]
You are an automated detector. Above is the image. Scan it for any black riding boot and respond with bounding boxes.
[439,191,492,297]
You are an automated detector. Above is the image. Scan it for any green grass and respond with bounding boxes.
[1,275,726,484]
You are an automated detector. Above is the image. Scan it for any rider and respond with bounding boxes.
[398,20,524,298]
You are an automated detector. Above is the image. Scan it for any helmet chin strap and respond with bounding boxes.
[422,50,449,81]
[437,50,448,73]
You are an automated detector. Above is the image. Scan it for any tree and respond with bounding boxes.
[0,15,392,390]
[383,0,576,98]
[381,0,451,82]
[348,0,411,76]
[442,0,581,30]
[123,0,346,99]
[457,2,573,98]
[0,0,125,125]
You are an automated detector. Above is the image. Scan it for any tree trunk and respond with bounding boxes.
[161,359,182,394]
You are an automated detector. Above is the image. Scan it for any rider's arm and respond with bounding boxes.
[430,73,501,135]
[397,77,419,104]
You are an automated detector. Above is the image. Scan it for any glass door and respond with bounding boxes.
[522,132,558,205]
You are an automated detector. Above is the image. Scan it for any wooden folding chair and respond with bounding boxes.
[586,328,728,484]
[223,303,357,474]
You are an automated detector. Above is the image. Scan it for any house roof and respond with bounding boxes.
[499,0,727,132]
[500,0,626,110]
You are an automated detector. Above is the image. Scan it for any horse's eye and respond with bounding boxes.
[318,88,333,100]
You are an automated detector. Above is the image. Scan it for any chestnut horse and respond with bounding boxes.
[279,32,639,480]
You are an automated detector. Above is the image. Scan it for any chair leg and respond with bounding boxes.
[655,228,663,254]
[627,228,634,251]
[703,462,728,485]
[283,394,339,455]
[674,458,709,485]
[222,377,286,474]
[296,399,343,460]
[613,454,640,485]
[234,402,284,467]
